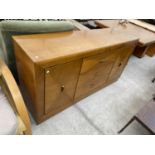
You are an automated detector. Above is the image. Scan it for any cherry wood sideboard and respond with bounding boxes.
[13,29,138,123]
[95,20,155,58]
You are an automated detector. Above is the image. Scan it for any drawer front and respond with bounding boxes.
[45,60,82,114]
[75,52,118,100]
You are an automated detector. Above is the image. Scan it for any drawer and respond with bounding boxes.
[75,52,118,100]
[45,59,82,114]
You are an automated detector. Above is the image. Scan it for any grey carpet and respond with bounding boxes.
[31,55,155,135]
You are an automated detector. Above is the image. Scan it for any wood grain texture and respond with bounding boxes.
[13,29,138,66]
[95,20,155,46]
[107,44,135,83]
[0,59,31,134]
[146,43,155,57]
[129,19,155,33]
[45,59,82,114]
[75,51,117,100]
[13,42,45,123]
[13,29,138,123]
[129,20,155,57]
[95,20,155,58]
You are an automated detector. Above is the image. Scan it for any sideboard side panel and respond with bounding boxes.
[13,41,45,123]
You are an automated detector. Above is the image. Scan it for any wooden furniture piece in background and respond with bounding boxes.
[129,20,155,33]
[118,101,155,134]
[95,20,155,58]
[129,19,155,57]
[13,29,138,123]
[0,59,31,134]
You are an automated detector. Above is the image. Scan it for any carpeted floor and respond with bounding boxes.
[31,55,155,135]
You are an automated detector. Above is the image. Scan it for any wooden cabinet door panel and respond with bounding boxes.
[45,60,82,114]
[108,45,134,82]
[75,53,117,100]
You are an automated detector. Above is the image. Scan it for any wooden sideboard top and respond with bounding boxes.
[95,20,155,46]
[13,29,138,65]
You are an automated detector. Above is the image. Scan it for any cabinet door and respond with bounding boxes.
[45,60,82,114]
[108,45,134,83]
[75,53,118,100]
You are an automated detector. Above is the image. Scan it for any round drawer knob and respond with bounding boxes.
[46,70,50,74]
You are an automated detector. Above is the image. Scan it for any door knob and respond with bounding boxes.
[46,70,50,74]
